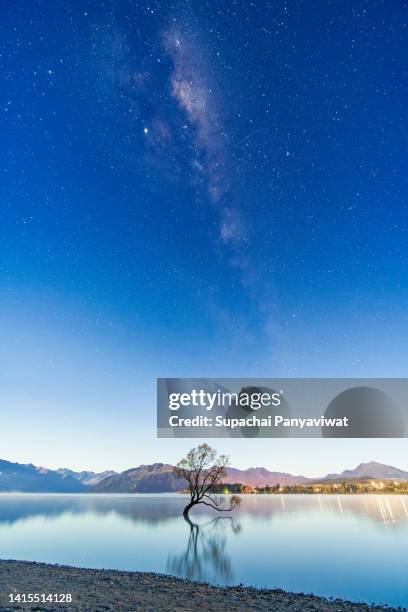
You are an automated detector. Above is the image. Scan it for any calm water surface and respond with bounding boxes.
[0,494,406,608]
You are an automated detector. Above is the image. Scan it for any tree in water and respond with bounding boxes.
[174,443,241,519]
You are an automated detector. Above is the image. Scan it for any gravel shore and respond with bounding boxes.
[0,560,401,611]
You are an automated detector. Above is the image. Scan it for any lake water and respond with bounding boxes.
[0,494,406,608]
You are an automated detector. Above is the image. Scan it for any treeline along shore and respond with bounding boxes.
[212,478,408,495]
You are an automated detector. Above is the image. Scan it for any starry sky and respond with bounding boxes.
[1,0,408,475]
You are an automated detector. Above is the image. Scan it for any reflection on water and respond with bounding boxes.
[167,517,241,583]
[0,493,407,525]
[0,494,407,608]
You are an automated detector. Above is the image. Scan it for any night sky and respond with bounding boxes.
[1,1,408,473]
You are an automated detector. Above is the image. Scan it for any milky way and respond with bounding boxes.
[2,0,408,375]
[163,25,246,249]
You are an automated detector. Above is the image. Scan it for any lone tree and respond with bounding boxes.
[174,444,241,519]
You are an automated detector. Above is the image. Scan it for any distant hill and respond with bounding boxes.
[0,459,87,493]
[91,464,308,492]
[91,461,408,492]
[222,467,308,487]
[323,461,408,481]
[56,468,118,486]
[91,463,184,493]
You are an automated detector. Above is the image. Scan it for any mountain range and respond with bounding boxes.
[0,459,87,493]
[0,459,407,493]
[323,461,408,481]
[91,464,185,493]
[221,467,309,487]
[55,468,118,486]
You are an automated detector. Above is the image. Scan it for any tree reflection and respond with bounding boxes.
[167,515,241,583]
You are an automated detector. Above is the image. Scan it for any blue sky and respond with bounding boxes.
[1,0,408,474]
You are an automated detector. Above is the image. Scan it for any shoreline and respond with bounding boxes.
[0,560,401,611]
